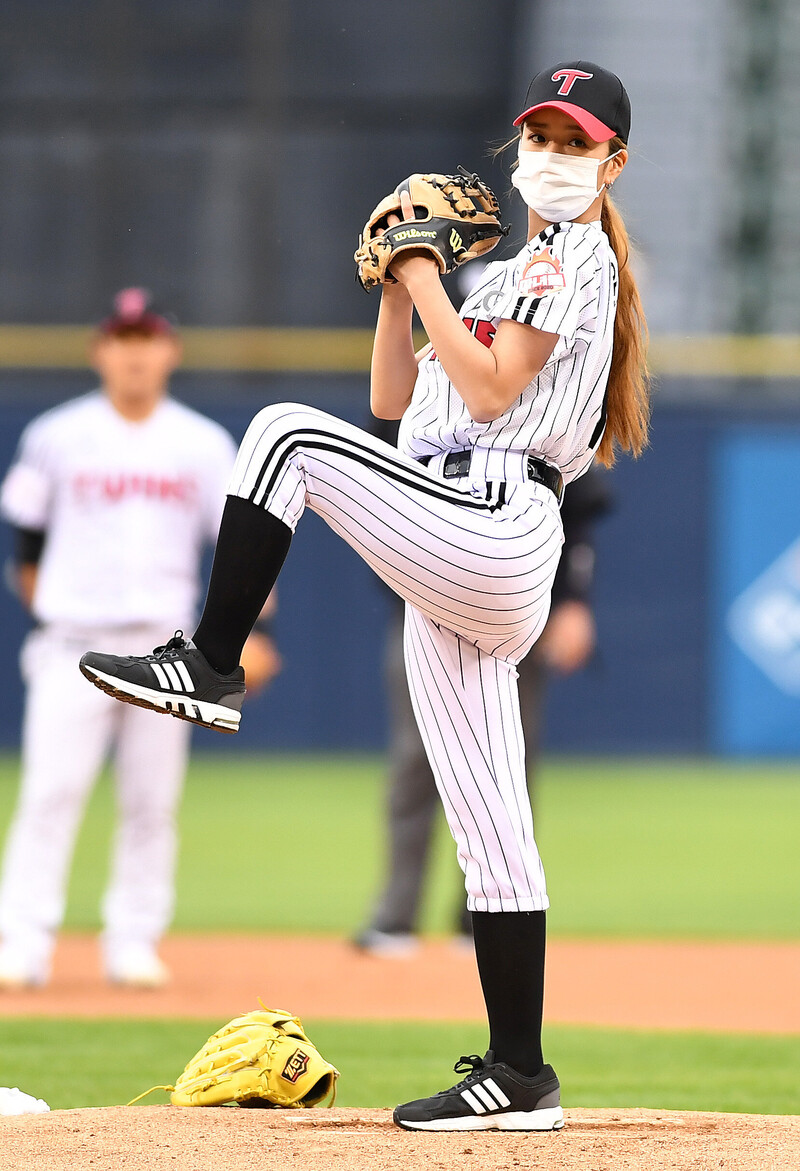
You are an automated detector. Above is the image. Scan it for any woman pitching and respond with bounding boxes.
[81,59,649,1132]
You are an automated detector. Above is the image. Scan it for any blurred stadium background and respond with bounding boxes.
[2,0,800,1123]
[1,0,799,760]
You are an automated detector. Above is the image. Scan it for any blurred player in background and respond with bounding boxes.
[0,289,278,989]
[356,443,611,955]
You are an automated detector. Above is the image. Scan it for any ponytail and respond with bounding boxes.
[494,129,650,465]
[597,150,650,466]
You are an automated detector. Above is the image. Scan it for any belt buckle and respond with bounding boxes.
[527,455,564,506]
[443,450,472,479]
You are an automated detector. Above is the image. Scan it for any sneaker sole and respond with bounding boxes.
[0,976,47,991]
[80,663,241,734]
[107,972,169,989]
[394,1106,564,1132]
[0,966,48,991]
[352,933,420,959]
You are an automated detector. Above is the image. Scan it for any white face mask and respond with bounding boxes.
[511,142,620,222]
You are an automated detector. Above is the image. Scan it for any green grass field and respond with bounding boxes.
[11,751,794,939]
[4,1019,800,1115]
[1,751,799,1113]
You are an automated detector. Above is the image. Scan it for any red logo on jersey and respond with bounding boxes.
[551,68,593,96]
[429,316,496,361]
[518,248,567,297]
[73,473,199,505]
[462,318,496,348]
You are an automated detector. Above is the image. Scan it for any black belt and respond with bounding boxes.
[421,449,564,506]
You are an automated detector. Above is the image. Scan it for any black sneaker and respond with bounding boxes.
[393,1052,563,1132]
[79,632,246,734]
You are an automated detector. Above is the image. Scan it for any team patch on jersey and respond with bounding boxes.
[517,247,567,298]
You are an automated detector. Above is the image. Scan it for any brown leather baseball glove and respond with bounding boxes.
[354,167,509,291]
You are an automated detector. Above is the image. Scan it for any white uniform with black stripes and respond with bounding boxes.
[400,219,617,483]
[229,218,617,911]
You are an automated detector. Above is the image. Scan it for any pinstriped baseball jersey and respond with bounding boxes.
[398,219,618,483]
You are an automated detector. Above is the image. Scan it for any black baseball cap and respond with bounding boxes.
[513,60,631,144]
[97,287,177,337]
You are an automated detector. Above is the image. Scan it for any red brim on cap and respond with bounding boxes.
[97,314,174,337]
[513,100,615,142]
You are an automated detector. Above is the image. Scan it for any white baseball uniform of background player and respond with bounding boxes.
[0,290,236,988]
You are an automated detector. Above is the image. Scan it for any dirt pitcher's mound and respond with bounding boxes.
[1,1105,798,1171]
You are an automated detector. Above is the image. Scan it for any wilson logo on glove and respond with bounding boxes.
[354,168,509,291]
[393,228,438,241]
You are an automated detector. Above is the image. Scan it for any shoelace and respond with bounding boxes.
[150,631,188,660]
[434,1054,485,1097]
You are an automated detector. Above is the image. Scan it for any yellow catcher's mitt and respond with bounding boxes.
[354,167,509,291]
[169,1008,339,1108]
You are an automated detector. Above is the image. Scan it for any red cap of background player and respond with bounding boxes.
[513,60,631,144]
[97,288,177,337]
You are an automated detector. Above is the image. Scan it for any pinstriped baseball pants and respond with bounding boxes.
[228,404,564,911]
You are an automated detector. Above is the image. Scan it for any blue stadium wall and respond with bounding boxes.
[0,374,797,756]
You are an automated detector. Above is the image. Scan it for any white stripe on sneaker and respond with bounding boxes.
[173,659,195,693]
[482,1078,511,1108]
[460,1089,485,1114]
[471,1083,500,1111]
[163,662,183,691]
[150,662,170,689]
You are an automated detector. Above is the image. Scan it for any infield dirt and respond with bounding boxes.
[2,1105,799,1171]
[1,932,799,1032]
[2,934,799,1168]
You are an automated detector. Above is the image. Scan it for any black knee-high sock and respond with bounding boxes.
[193,496,292,674]
[471,909,546,1077]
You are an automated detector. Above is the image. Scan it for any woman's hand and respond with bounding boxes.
[383,191,441,287]
[373,187,555,422]
[369,189,430,420]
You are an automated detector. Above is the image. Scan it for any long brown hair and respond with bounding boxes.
[494,131,650,465]
[597,136,650,467]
